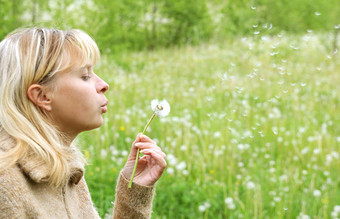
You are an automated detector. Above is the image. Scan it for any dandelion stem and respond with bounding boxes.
[142,112,156,134]
[128,112,157,188]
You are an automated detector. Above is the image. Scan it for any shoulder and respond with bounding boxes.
[0,164,29,199]
[0,165,28,218]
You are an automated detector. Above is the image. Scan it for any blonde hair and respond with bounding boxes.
[0,27,100,187]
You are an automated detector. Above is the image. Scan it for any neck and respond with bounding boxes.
[60,131,78,147]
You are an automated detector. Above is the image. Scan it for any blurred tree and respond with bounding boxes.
[0,0,24,40]
[220,0,260,35]
[161,0,212,46]
[0,0,339,51]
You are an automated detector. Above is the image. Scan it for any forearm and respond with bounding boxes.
[113,172,155,219]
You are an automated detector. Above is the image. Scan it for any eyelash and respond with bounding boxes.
[82,74,91,81]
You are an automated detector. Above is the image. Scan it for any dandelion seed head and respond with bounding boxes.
[100,149,108,158]
[176,161,187,171]
[334,205,340,213]
[274,197,281,202]
[151,99,170,117]
[167,154,178,166]
[331,211,338,218]
[246,181,255,190]
[121,150,128,156]
[225,197,233,205]
[228,203,236,209]
[297,213,310,219]
[167,167,174,174]
[301,147,309,155]
[198,205,206,212]
[312,189,321,197]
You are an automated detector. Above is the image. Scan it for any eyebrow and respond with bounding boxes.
[80,64,92,71]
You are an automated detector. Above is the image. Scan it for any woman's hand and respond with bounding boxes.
[122,134,167,186]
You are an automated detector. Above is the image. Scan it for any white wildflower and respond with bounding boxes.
[198,202,211,212]
[246,181,255,190]
[213,131,221,138]
[198,205,206,212]
[331,211,338,218]
[225,197,233,205]
[182,170,189,175]
[301,147,309,155]
[313,190,321,197]
[151,99,170,117]
[228,203,236,210]
[332,151,339,159]
[331,206,340,218]
[176,161,186,171]
[334,205,340,213]
[167,154,178,166]
[100,149,108,158]
[180,145,187,151]
[313,148,320,154]
[274,197,281,202]
[297,213,310,219]
[167,167,174,175]
[121,150,128,156]
[225,197,236,210]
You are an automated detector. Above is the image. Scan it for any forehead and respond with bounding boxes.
[60,45,92,73]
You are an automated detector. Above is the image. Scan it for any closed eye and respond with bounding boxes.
[82,74,91,80]
[81,66,92,81]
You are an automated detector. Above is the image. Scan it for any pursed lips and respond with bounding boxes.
[101,100,108,113]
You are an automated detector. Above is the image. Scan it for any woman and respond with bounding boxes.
[0,27,167,218]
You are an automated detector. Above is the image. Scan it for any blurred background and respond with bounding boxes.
[1,0,340,218]
[1,0,339,52]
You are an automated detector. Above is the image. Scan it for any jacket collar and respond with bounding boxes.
[18,150,84,185]
[0,130,84,185]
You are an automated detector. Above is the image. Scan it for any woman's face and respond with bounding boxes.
[48,53,109,136]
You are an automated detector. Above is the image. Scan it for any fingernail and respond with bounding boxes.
[135,143,142,146]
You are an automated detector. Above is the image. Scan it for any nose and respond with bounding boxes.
[96,75,109,93]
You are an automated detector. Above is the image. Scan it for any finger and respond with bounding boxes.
[135,142,161,151]
[140,149,167,169]
[139,134,156,144]
[139,146,166,159]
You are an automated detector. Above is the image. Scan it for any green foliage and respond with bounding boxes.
[256,0,340,32]
[217,0,340,36]
[161,0,212,46]
[220,0,259,35]
[1,0,339,51]
[0,0,24,38]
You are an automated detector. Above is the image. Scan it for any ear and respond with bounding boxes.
[27,84,52,111]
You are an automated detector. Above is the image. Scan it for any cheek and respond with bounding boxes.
[63,88,98,115]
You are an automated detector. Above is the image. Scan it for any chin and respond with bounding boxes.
[83,119,104,131]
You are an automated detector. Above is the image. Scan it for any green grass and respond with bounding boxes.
[78,33,340,218]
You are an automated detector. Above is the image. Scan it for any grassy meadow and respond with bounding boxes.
[79,32,340,218]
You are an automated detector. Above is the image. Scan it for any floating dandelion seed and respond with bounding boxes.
[128,99,170,188]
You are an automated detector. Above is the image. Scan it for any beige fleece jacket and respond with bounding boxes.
[0,133,155,219]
